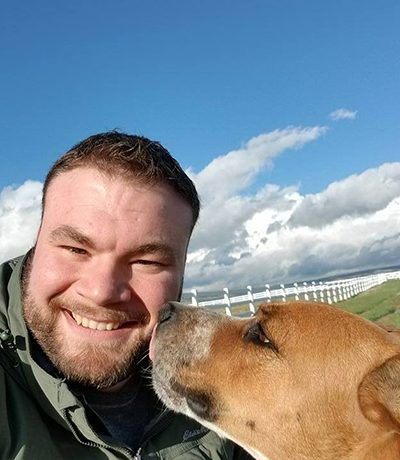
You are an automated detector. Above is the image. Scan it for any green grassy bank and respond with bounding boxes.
[337,279,400,328]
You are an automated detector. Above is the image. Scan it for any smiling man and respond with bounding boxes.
[0,132,250,459]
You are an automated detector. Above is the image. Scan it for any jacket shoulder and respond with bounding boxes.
[0,255,25,306]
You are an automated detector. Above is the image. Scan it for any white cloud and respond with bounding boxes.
[288,163,400,228]
[0,181,42,262]
[188,126,327,254]
[329,108,358,120]
[188,126,327,203]
[185,175,400,290]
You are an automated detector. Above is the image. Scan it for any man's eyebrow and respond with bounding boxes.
[49,228,177,259]
[49,225,95,248]
[128,243,177,260]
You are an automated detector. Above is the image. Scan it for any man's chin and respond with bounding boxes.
[31,319,150,389]
[49,338,147,389]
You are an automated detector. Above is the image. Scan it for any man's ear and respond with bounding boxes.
[358,354,400,432]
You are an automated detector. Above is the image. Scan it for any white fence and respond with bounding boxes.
[186,270,400,317]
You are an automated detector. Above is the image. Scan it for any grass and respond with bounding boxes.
[336,280,400,327]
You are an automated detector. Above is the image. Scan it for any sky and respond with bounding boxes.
[1,1,399,292]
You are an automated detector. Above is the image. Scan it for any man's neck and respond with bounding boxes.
[100,375,136,393]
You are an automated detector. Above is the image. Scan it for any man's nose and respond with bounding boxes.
[75,263,132,306]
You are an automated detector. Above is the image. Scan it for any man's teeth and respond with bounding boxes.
[71,312,121,331]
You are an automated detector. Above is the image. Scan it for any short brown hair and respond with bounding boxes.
[42,131,200,228]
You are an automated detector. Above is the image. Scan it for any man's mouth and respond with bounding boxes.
[70,311,126,331]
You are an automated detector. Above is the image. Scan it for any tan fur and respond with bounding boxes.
[151,301,400,459]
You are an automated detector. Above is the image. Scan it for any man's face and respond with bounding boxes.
[23,167,193,389]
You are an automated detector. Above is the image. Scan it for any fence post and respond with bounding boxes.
[280,284,287,302]
[303,282,309,301]
[342,283,348,300]
[338,283,344,301]
[331,284,337,303]
[223,288,232,316]
[326,286,332,304]
[311,282,318,302]
[319,282,325,303]
[191,289,198,307]
[345,281,351,299]
[348,281,354,298]
[265,284,272,302]
[293,282,300,301]
[247,285,256,314]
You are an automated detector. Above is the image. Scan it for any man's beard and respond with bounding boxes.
[22,256,150,389]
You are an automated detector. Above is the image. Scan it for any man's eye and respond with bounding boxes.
[134,260,164,266]
[244,323,273,348]
[62,246,87,255]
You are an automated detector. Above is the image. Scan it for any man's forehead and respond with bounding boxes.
[46,168,188,207]
[46,167,145,194]
[43,167,194,233]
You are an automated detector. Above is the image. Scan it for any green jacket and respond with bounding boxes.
[0,255,250,460]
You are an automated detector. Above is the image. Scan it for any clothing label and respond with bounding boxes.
[182,426,208,442]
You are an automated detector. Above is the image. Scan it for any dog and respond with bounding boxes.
[150,301,400,460]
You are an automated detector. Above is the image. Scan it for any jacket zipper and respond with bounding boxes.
[133,410,175,459]
[62,408,135,459]
[142,411,173,441]
[62,405,175,459]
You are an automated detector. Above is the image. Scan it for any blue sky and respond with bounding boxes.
[1,1,400,289]
[1,0,399,191]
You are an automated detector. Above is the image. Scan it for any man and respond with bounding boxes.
[0,132,249,459]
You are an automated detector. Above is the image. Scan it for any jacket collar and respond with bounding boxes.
[6,253,80,425]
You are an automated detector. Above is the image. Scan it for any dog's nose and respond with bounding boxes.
[158,302,176,324]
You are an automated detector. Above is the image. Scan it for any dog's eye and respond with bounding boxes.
[245,323,272,347]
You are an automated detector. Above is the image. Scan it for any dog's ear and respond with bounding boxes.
[358,354,400,432]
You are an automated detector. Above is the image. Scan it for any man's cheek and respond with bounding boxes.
[31,256,76,298]
[159,273,183,301]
